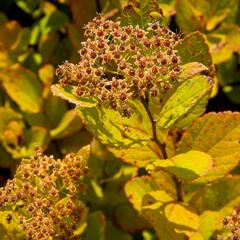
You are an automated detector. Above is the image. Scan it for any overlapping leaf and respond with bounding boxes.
[178,112,240,182]
[0,64,43,113]
[147,150,214,182]
[175,32,212,67]
[50,109,83,139]
[157,75,212,129]
[125,176,202,239]
[51,84,97,107]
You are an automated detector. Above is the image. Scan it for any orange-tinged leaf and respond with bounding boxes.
[0,64,43,113]
[178,112,240,182]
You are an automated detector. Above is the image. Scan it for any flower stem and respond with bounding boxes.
[140,97,183,202]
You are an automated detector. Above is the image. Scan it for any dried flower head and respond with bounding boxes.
[217,206,240,240]
[0,147,89,240]
[56,16,181,117]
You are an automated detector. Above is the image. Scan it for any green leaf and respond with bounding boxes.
[82,211,106,240]
[121,0,163,29]
[175,32,212,67]
[51,84,97,107]
[106,221,132,240]
[178,112,240,182]
[223,85,240,104]
[59,129,92,155]
[38,32,59,64]
[45,94,68,129]
[15,0,40,14]
[147,150,213,182]
[0,145,13,169]
[113,203,149,232]
[0,64,43,113]
[186,176,240,213]
[125,176,201,239]
[76,100,160,166]
[50,110,83,140]
[157,75,212,129]
[39,10,69,35]
[217,55,240,86]
[199,196,240,239]
[175,0,205,33]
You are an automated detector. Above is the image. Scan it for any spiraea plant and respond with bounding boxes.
[1,0,239,239]
[0,146,89,240]
[51,1,240,239]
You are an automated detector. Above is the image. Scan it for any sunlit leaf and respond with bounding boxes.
[51,84,97,107]
[50,109,83,140]
[176,32,212,67]
[157,75,212,129]
[178,112,240,182]
[208,24,240,64]
[147,150,213,182]
[0,64,43,113]
[125,176,201,239]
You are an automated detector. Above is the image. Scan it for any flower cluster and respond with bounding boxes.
[56,16,181,117]
[218,207,240,240]
[0,147,89,240]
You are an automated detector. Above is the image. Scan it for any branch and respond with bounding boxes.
[140,97,184,202]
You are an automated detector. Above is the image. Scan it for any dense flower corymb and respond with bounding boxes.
[56,16,181,117]
[0,148,89,240]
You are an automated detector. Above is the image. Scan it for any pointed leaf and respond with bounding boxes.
[51,84,97,107]
[0,64,43,113]
[50,110,82,140]
[208,24,240,64]
[175,32,212,67]
[82,211,106,240]
[157,75,212,129]
[147,150,214,182]
[178,112,240,182]
[125,176,201,239]
[76,100,158,166]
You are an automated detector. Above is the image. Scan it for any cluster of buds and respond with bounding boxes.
[218,207,240,240]
[0,147,89,240]
[56,16,181,117]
